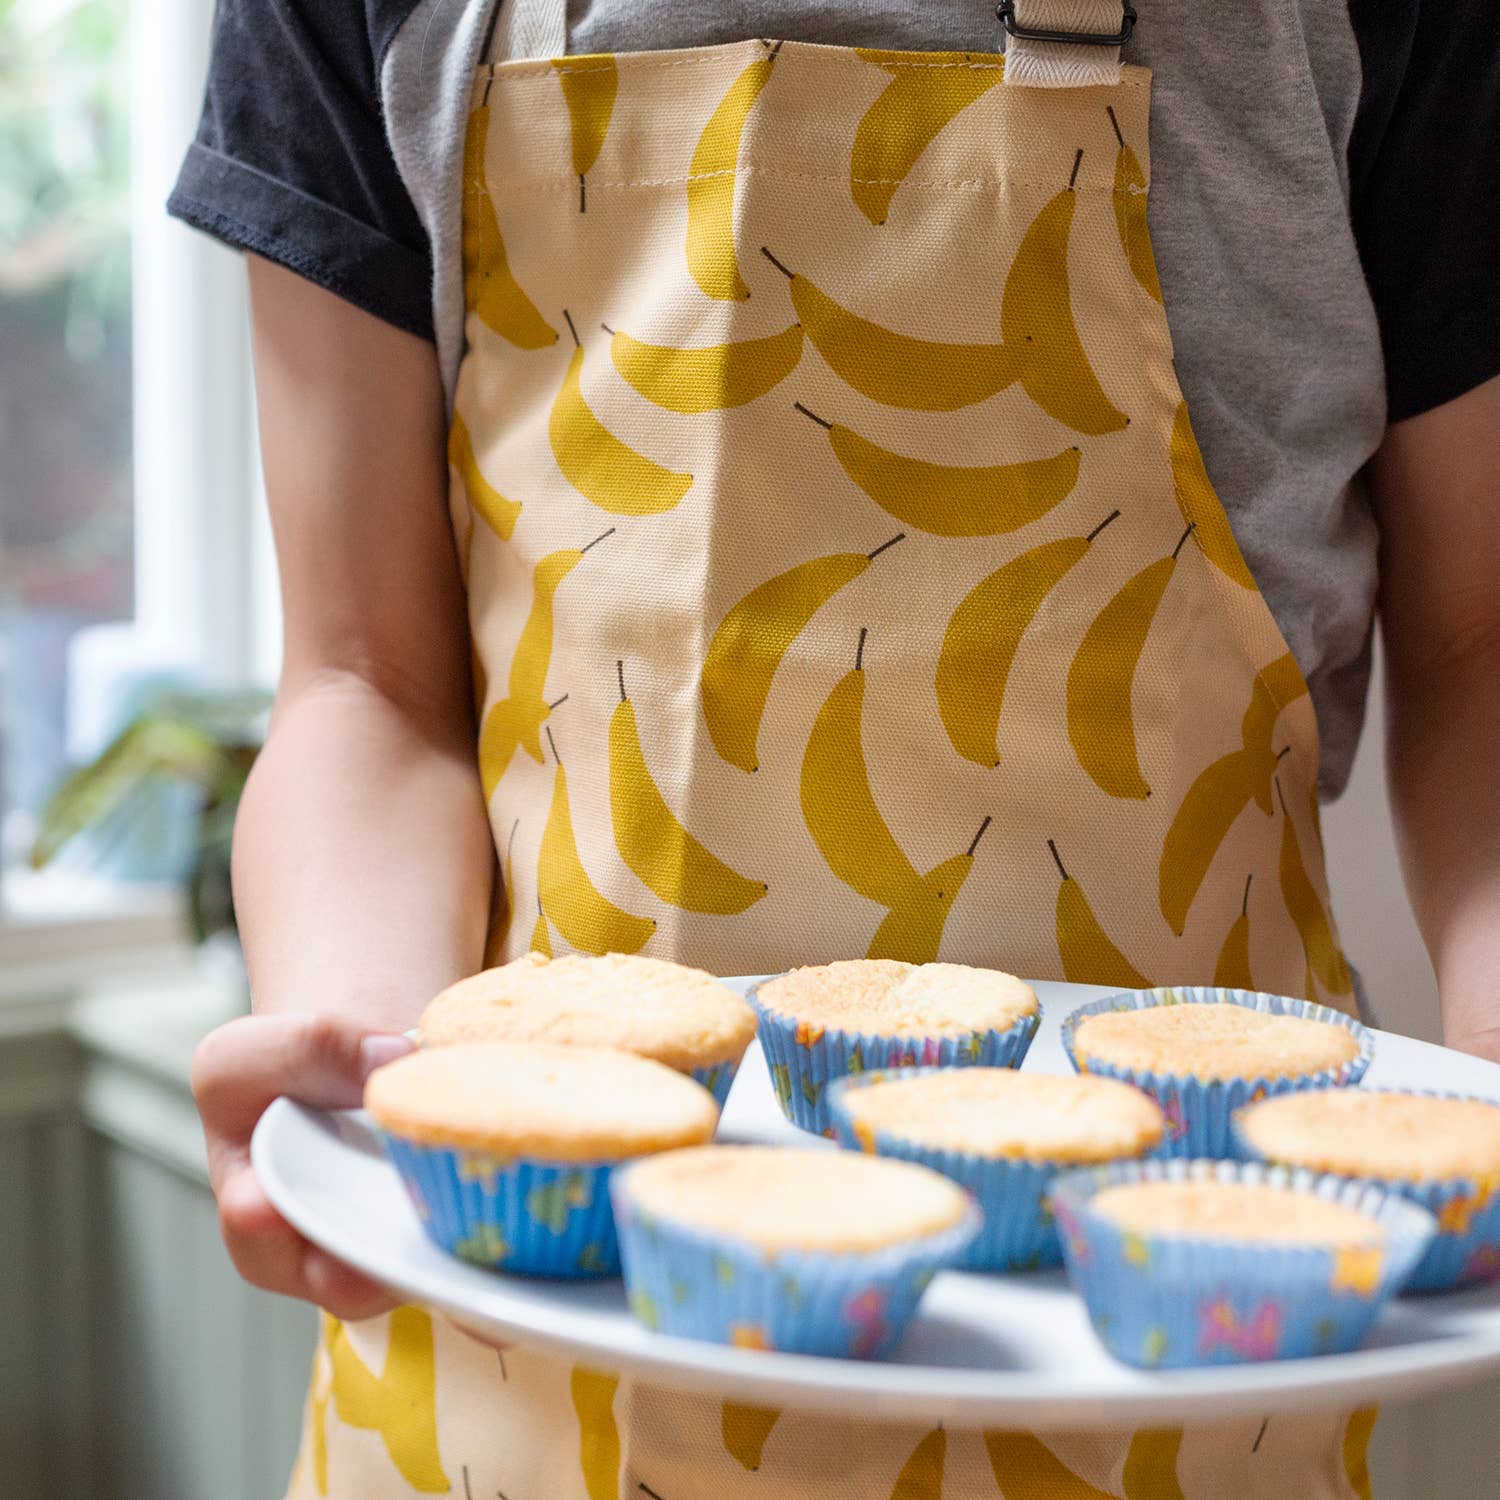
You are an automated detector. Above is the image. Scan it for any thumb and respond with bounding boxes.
[194,1013,414,1145]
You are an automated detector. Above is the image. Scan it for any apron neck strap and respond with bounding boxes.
[481,0,1132,85]
[486,0,568,64]
[999,0,1133,87]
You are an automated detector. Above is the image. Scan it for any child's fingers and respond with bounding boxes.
[194,1012,412,1148]
[218,1163,397,1320]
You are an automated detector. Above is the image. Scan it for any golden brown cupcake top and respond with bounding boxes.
[839,1068,1163,1162]
[1239,1089,1500,1183]
[620,1144,972,1253]
[1091,1180,1384,1246]
[420,952,756,1072]
[1073,1001,1359,1082]
[756,959,1036,1038]
[365,1041,719,1160]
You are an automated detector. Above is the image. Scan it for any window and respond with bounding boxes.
[1,0,134,848]
[0,0,278,916]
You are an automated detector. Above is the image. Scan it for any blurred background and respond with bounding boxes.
[0,3,1492,1496]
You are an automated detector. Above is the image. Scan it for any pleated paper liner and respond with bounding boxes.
[611,1160,981,1356]
[1233,1087,1500,1293]
[1050,1157,1434,1369]
[748,976,1040,1136]
[1061,986,1373,1158]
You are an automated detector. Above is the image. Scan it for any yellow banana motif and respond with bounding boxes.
[722,1401,781,1471]
[1159,749,1257,937]
[479,537,610,799]
[1170,401,1255,590]
[937,514,1118,767]
[1214,875,1255,991]
[770,252,1027,410]
[804,659,922,907]
[609,322,803,412]
[539,734,655,955]
[610,663,768,914]
[867,843,979,964]
[1051,840,1152,988]
[686,50,778,300]
[1122,1428,1186,1500]
[850,50,1006,225]
[531,909,553,957]
[799,402,1079,537]
[1108,106,1163,304]
[449,411,520,541]
[324,1310,449,1492]
[983,1430,1115,1498]
[484,818,519,966]
[803,633,986,961]
[553,56,617,209]
[1239,651,1309,812]
[1067,534,1189,799]
[701,538,900,772]
[1344,1408,1378,1500]
[1278,779,1352,995]
[890,1426,946,1499]
[1160,652,1311,933]
[461,105,558,349]
[1002,180,1130,435]
[570,1366,621,1500]
[550,317,693,514]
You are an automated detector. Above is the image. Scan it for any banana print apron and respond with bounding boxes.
[288,3,1373,1494]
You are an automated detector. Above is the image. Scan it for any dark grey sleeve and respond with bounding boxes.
[1349,0,1500,422]
[167,0,434,340]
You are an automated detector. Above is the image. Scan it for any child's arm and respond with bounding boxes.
[192,257,494,1314]
[1372,373,1500,1058]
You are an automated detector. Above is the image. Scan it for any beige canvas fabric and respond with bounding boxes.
[453,41,1353,1007]
[288,34,1368,1498]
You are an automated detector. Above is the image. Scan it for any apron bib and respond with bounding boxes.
[290,5,1368,1493]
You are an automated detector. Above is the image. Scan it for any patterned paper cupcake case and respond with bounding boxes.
[747,977,1041,1136]
[690,1059,740,1109]
[610,1163,981,1357]
[825,1067,1161,1272]
[1050,1157,1434,1370]
[1232,1087,1500,1293]
[382,1133,623,1278]
[1061,987,1373,1159]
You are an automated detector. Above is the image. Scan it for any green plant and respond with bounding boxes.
[31,689,271,943]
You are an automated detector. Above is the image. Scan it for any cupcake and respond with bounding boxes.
[367,1041,719,1277]
[1050,1158,1434,1369]
[828,1067,1163,1270]
[750,960,1040,1134]
[419,952,757,1105]
[1234,1088,1500,1291]
[1063,987,1371,1157]
[611,1144,979,1356]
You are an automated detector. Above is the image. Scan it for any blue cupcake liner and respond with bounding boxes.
[610,1162,981,1357]
[747,976,1041,1136]
[1061,987,1373,1159]
[1050,1157,1435,1369]
[826,1066,1163,1272]
[690,1058,739,1109]
[1232,1087,1500,1293]
[381,1133,623,1278]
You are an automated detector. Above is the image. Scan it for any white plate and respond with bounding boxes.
[253,978,1500,1426]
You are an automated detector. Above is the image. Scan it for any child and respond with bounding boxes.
[175,0,1499,1493]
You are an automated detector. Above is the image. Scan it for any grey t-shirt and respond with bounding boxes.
[168,0,1500,795]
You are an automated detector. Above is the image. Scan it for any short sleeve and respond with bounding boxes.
[1348,0,1500,422]
[167,0,434,340]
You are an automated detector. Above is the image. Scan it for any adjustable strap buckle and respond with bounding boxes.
[996,1,1137,47]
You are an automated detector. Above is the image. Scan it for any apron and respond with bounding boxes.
[289,3,1371,1493]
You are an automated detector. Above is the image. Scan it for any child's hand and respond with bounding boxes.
[192,1012,412,1320]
